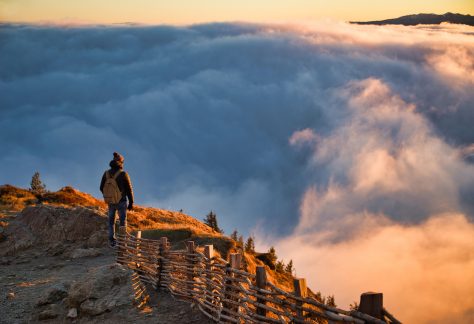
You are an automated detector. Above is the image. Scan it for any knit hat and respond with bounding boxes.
[113,152,124,163]
[110,152,124,168]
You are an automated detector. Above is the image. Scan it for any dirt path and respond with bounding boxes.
[0,247,212,323]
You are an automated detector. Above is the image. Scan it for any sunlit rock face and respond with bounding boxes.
[0,205,108,256]
[1,22,474,323]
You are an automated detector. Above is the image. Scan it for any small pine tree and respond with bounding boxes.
[285,259,294,274]
[349,301,359,311]
[315,291,324,303]
[203,211,223,233]
[237,235,244,249]
[244,236,255,253]
[275,260,285,273]
[326,295,337,307]
[268,246,277,264]
[230,229,239,241]
[203,211,215,228]
[30,171,46,194]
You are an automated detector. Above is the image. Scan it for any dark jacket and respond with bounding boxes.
[100,166,134,204]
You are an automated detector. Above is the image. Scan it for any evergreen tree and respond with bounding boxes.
[326,295,337,307]
[244,236,255,253]
[268,246,277,264]
[230,229,239,241]
[30,171,46,194]
[275,260,285,273]
[349,301,359,311]
[315,291,324,303]
[285,259,294,274]
[203,211,223,233]
[237,235,244,249]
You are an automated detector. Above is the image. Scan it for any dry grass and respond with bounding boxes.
[42,186,106,208]
[0,185,215,236]
[128,207,216,235]
[0,185,36,211]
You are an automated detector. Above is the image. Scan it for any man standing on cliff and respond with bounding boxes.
[100,152,134,248]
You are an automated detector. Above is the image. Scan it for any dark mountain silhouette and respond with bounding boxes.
[351,12,474,26]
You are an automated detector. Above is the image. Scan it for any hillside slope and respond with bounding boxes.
[0,185,308,299]
[0,205,212,323]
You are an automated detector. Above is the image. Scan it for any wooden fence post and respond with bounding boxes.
[223,252,242,319]
[117,226,127,264]
[256,266,267,317]
[157,236,169,289]
[186,241,196,299]
[204,245,214,305]
[359,292,383,320]
[136,231,141,265]
[222,253,241,321]
[293,278,307,319]
[230,253,242,269]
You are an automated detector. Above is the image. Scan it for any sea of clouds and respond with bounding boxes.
[1,21,474,322]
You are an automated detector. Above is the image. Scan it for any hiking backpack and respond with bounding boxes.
[102,171,123,204]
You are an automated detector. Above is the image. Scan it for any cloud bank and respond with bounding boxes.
[1,21,474,323]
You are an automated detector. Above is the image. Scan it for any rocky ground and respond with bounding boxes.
[0,206,213,324]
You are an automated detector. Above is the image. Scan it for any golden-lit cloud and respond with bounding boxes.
[427,45,474,86]
[261,76,474,323]
[272,213,474,323]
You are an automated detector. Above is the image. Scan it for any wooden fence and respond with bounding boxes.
[116,227,401,323]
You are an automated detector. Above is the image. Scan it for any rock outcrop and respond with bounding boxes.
[32,263,144,321]
[66,263,140,316]
[0,205,108,256]
[36,283,70,306]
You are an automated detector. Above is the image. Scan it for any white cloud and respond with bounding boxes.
[289,128,318,146]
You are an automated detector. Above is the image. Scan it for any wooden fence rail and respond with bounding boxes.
[116,227,401,324]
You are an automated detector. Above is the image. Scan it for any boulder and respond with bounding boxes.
[38,303,63,320]
[36,282,69,306]
[67,308,78,319]
[66,263,138,316]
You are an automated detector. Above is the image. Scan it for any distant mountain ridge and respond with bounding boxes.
[351,12,474,26]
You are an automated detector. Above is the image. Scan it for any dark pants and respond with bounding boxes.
[108,200,127,243]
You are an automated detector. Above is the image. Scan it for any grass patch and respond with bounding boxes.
[140,228,193,242]
[191,235,235,259]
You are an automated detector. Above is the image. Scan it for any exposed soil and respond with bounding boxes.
[0,246,213,323]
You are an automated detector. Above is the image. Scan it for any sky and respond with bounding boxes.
[1,0,473,25]
[1,1,474,323]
